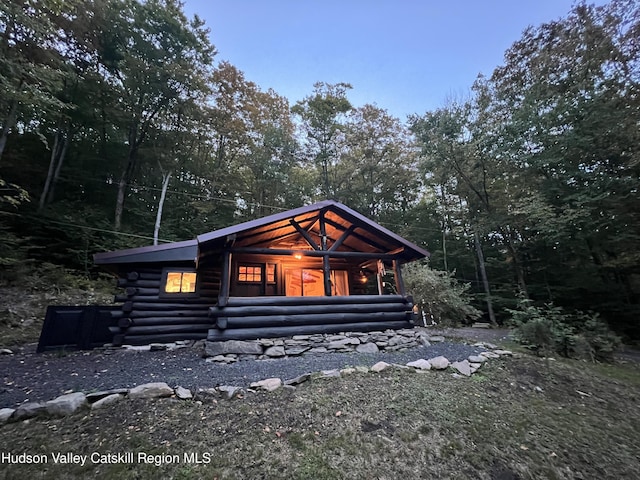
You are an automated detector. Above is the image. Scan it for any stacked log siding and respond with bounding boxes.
[110,264,221,345]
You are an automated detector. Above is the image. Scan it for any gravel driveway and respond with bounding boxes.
[0,341,485,408]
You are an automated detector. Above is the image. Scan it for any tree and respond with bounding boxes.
[336,104,419,221]
[292,82,352,198]
[101,0,215,230]
[0,0,72,165]
[489,0,640,334]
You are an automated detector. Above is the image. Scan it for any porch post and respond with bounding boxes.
[319,211,332,296]
[218,251,232,307]
[392,259,406,296]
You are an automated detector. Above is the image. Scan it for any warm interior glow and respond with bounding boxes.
[238,265,261,282]
[165,272,183,293]
[165,271,196,293]
[181,272,197,293]
[285,269,349,296]
[293,253,303,260]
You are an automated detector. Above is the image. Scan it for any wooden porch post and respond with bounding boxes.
[392,259,406,297]
[319,211,332,296]
[218,251,232,307]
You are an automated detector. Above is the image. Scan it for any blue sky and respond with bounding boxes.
[182,1,605,120]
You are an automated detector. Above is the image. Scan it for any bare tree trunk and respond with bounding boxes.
[153,170,172,245]
[505,240,528,298]
[442,229,448,272]
[114,173,128,231]
[114,150,137,230]
[39,121,71,210]
[439,187,450,271]
[474,229,497,327]
[39,129,62,211]
[0,97,20,165]
[46,134,69,205]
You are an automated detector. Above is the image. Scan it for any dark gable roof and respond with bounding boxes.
[197,200,430,262]
[94,200,429,266]
[94,239,198,265]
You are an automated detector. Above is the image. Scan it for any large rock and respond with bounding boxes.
[0,408,15,423]
[387,335,409,347]
[218,385,243,400]
[406,359,432,370]
[86,388,129,403]
[128,382,174,399]
[285,346,310,356]
[206,355,237,364]
[264,346,286,357]
[204,340,263,357]
[479,351,500,359]
[451,360,472,377]
[328,338,360,349]
[175,386,193,400]
[91,393,124,410]
[371,361,391,373]
[13,402,47,420]
[45,392,88,416]
[284,373,312,386]
[356,342,379,354]
[468,355,487,363]
[250,378,282,392]
[494,350,513,356]
[428,356,450,370]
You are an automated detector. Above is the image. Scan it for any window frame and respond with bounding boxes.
[237,264,264,284]
[160,268,199,297]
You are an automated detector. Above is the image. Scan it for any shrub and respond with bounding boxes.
[508,298,621,361]
[402,262,481,326]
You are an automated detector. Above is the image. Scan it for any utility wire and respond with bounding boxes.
[23,214,174,243]
[54,173,449,234]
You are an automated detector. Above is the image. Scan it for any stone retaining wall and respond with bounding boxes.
[202,328,439,363]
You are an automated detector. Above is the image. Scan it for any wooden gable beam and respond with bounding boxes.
[329,225,355,251]
[323,217,389,252]
[239,217,316,248]
[290,219,320,250]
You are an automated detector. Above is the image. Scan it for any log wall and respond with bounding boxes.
[208,294,414,341]
[110,263,221,345]
[109,265,413,346]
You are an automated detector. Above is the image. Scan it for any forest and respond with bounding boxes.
[1,0,638,342]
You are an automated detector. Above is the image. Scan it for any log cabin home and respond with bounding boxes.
[94,200,430,345]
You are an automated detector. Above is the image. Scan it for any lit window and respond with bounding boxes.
[164,271,197,293]
[266,264,276,284]
[238,265,262,283]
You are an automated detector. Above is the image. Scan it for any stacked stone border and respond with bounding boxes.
[0,341,513,425]
[201,328,438,363]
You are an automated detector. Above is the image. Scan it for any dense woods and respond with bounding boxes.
[1,0,638,340]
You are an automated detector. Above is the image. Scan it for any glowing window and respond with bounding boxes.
[266,264,276,284]
[164,271,197,293]
[238,265,262,283]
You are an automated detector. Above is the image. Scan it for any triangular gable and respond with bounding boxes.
[196,200,429,262]
[93,201,429,266]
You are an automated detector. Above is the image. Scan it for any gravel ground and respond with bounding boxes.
[0,341,486,408]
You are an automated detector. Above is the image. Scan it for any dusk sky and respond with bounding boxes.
[182,1,607,120]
